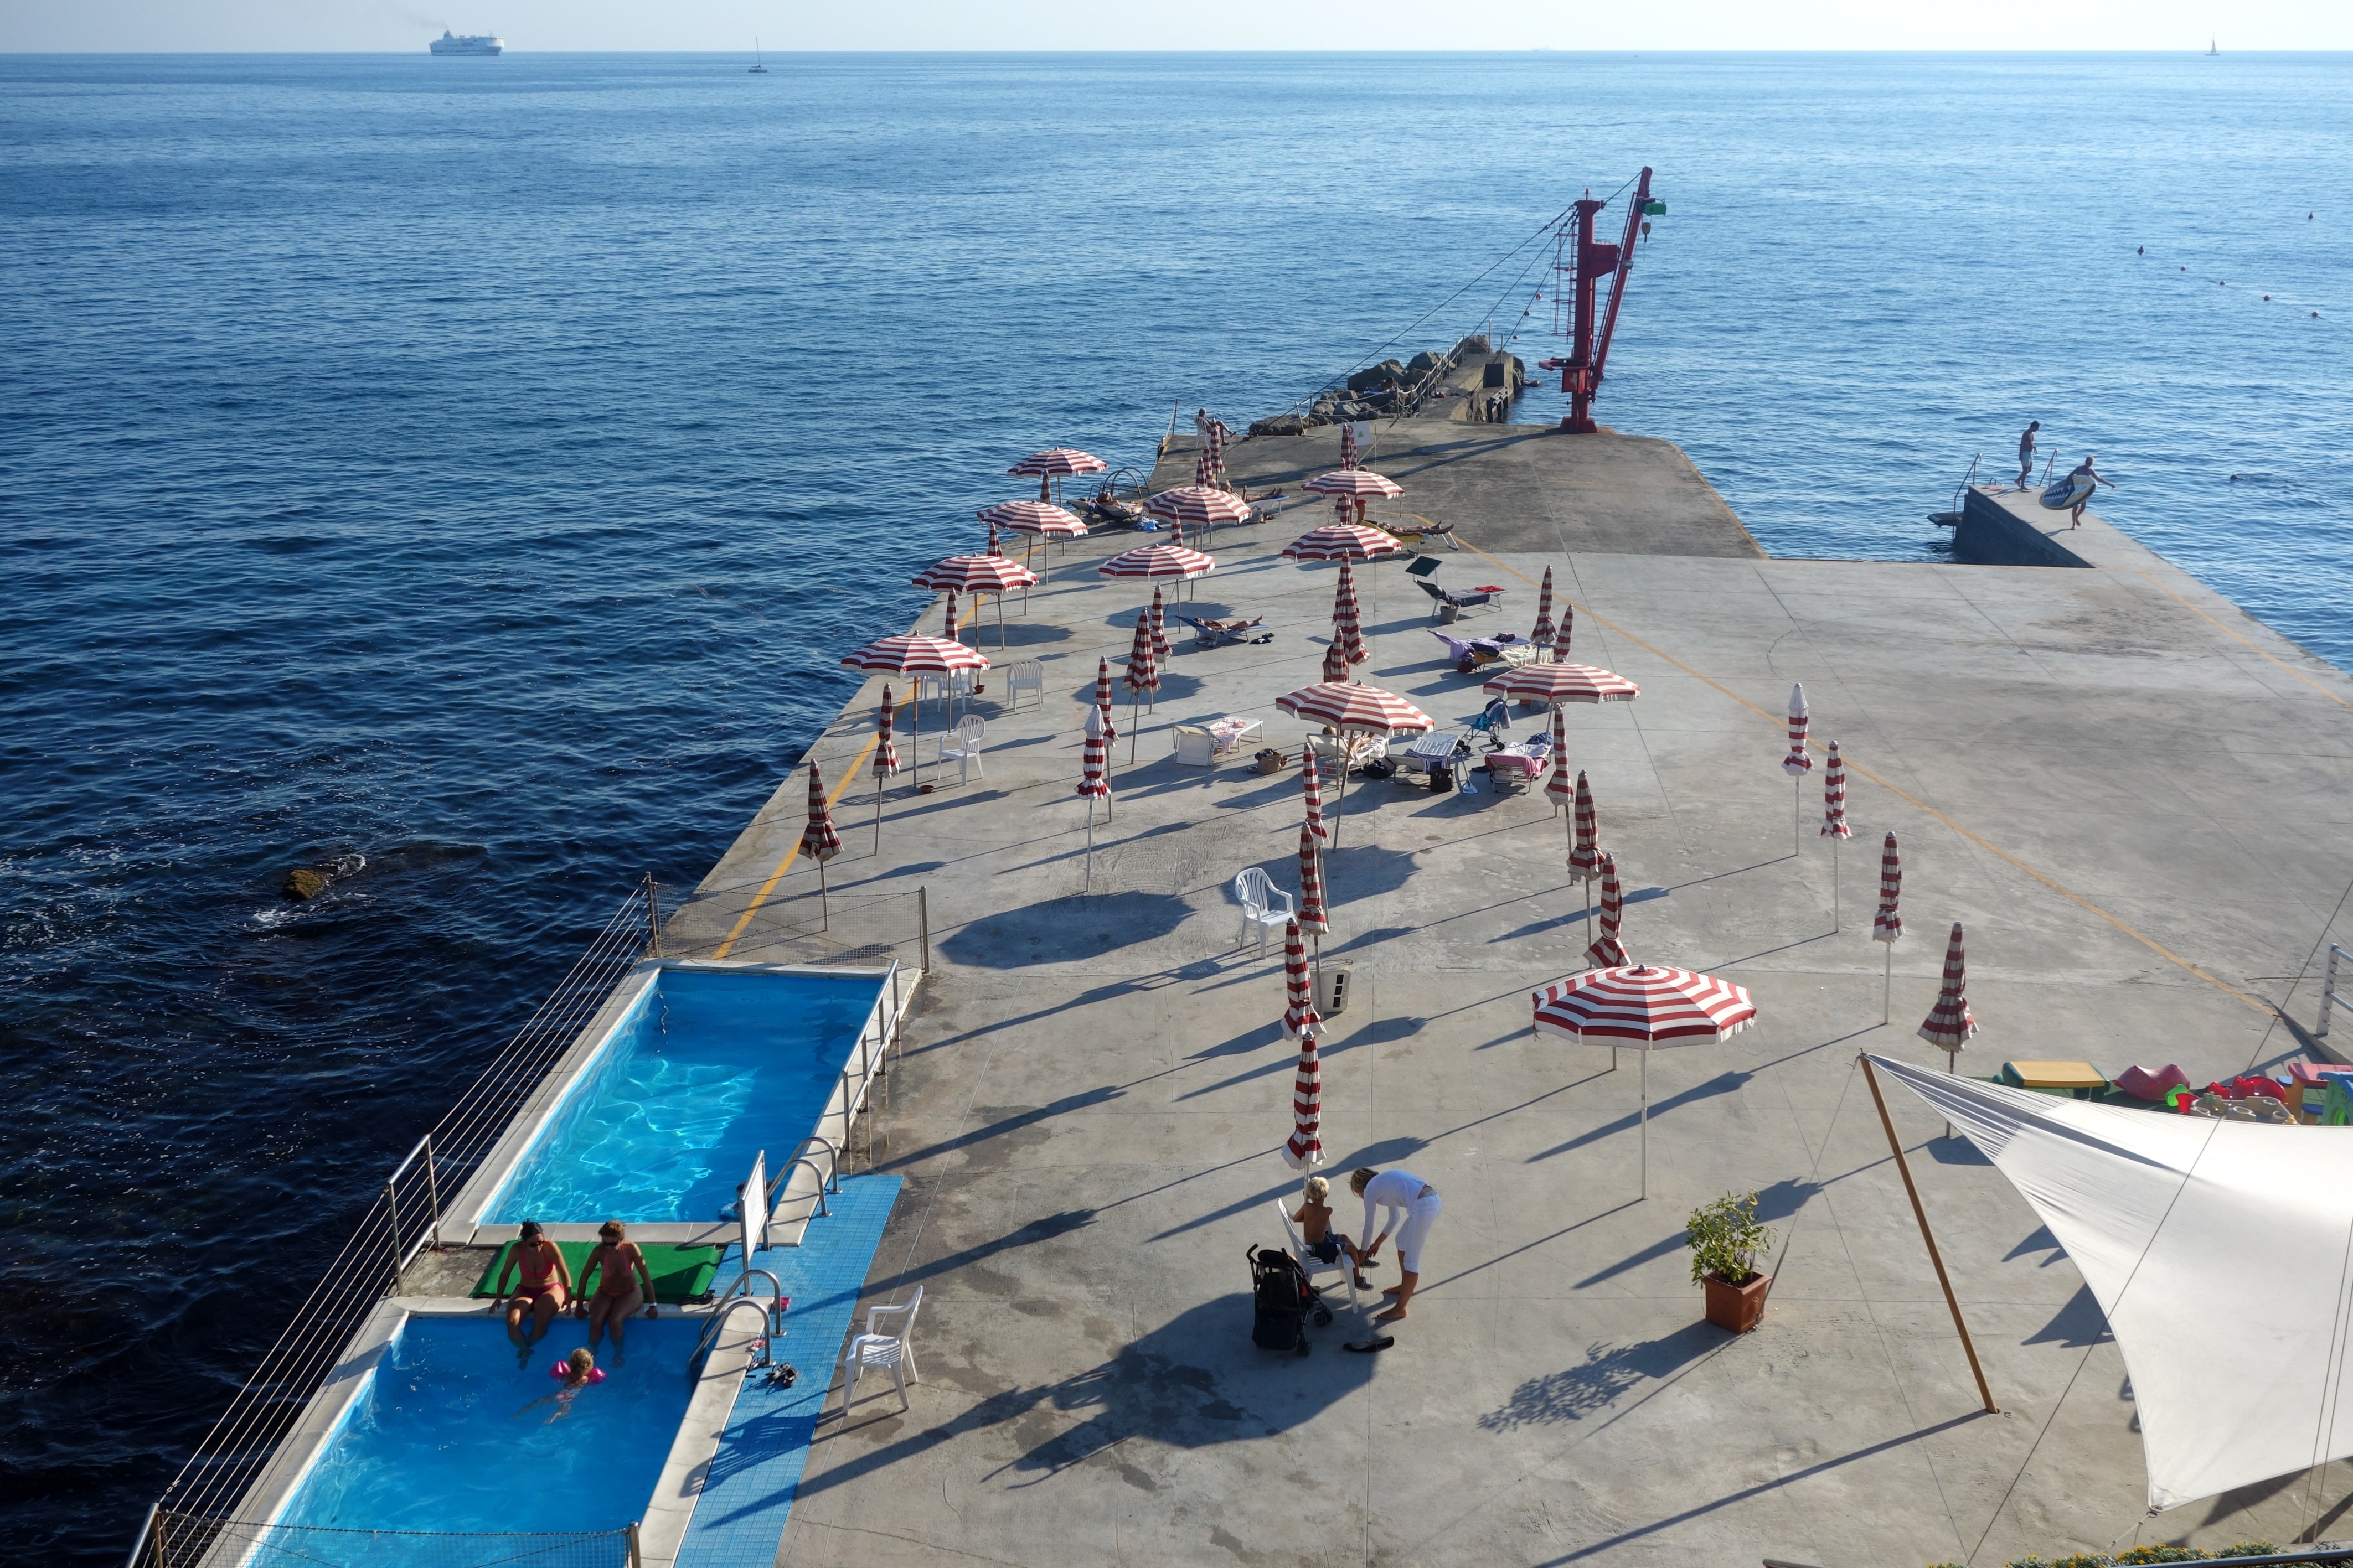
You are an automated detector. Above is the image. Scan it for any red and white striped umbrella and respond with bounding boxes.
[1918,921,1978,1053]
[1276,682,1433,735]
[1339,421,1359,469]
[1331,561,1369,666]
[914,556,1041,649]
[1149,586,1170,667]
[1010,447,1107,478]
[1330,492,1355,529]
[1583,853,1630,970]
[941,587,964,646]
[1782,682,1813,775]
[1282,523,1401,563]
[870,686,899,852]
[1567,770,1602,882]
[1320,639,1349,685]
[1484,661,1639,706]
[1206,420,1227,483]
[1093,657,1118,754]
[1552,612,1575,664]
[1076,708,1110,804]
[978,499,1087,537]
[1145,485,1252,527]
[1532,961,1757,1197]
[803,758,844,928]
[985,519,1003,556]
[1303,468,1403,499]
[1531,565,1557,648]
[1168,512,1186,550]
[1281,919,1325,1171]
[1545,706,1573,815]
[839,633,989,677]
[1122,615,1158,759]
[1302,748,1328,845]
[1297,822,1329,934]
[1820,741,1851,839]
[1872,832,1903,1022]
[1099,544,1214,581]
[1194,445,1215,489]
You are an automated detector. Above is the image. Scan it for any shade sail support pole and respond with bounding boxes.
[1860,1053,1998,1414]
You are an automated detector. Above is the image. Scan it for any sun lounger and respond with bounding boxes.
[1412,577,1506,620]
[1180,614,1271,647]
[1428,627,1533,674]
[1481,731,1553,787]
[1388,518,1459,551]
[1305,732,1388,775]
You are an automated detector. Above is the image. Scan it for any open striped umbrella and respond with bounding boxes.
[1148,586,1170,674]
[1122,615,1157,761]
[1283,523,1400,563]
[1297,822,1329,936]
[802,759,844,930]
[1282,918,1325,1171]
[1918,921,1977,1057]
[980,499,1087,572]
[1820,739,1851,929]
[1304,468,1402,528]
[1532,964,1757,1198]
[1872,832,1903,1022]
[1011,446,1106,503]
[1583,852,1629,970]
[1484,661,1638,706]
[841,631,988,790]
[1544,706,1573,817]
[1531,565,1557,649]
[1279,682,1432,848]
[1331,562,1369,667]
[1101,544,1214,582]
[1302,749,1328,845]
[1145,485,1251,532]
[912,555,1040,648]
[1077,706,1108,889]
[871,686,900,852]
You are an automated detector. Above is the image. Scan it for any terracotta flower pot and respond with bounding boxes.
[1703,1271,1769,1334]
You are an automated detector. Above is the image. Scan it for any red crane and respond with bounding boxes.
[1556,168,1660,434]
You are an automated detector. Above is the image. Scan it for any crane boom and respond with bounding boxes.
[1557,168,1657,434]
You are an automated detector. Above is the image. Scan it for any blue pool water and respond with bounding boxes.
[276,1315,695,1543]
[486,968,885,1224]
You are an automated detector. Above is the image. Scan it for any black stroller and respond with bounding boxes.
[1248,1244,1334,1355]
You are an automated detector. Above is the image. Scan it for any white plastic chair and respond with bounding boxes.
[1007,660,1044,711]
[1234,868,1293,957]
[834,1286,923,1416]
[917,671,975,707]
[937,715,985,783]
[1273,1200,1360,1311]
[1171,725,1217,768]
[1305,733,1386,775]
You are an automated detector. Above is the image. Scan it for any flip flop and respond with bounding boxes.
[1343,1336,1396,1353]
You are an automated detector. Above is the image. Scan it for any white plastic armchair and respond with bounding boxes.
[1234,867,1293,957]
[1007,660,1044,711]
[937,715,986,783]
[1273,1199,1359,1311]
[834,1286,923,1417]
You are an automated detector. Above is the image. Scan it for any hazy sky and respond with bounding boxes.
[3,0,2345,53]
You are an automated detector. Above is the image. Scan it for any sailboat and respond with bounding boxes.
[2207,38,2219,54]
[750,37,768,73]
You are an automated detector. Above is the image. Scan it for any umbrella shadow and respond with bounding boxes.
[967,620,1072,651]
[1477,1324,1722,1431]
[937,891,1193,969]
[1525,1070,1754,1164]
[1571,1177,1818,1288]
[1320,843,1418,901]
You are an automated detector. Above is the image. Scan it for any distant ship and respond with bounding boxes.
[429,30,503,54]
[750,35,767,73]
[2208,38,2220,54]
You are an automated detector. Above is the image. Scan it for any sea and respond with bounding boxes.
[2,50,2346,1560]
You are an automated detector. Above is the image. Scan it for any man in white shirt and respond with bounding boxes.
[1349,1167,1441,1324]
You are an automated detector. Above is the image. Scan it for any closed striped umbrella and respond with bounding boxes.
[985,519,1003,556]
[1339,421,1359,469]
[1331,492,1355,530]
[1283,523,1401,563]
[1918,922,1977,1054]
[942,587,964,647]
[1531,565,1557,649]
[802,759,844,929]
[1583,852,1630,970]
[1206,420,1227,485]
[1531,963,1757,1197]
[1332,561,1369,666]
[1145,485,1251,528]
[1302,749,1328,845]
[1872,831,1903,1023]
[871,686,899,852]
[1169,512,1186,550]
[1320,639,1349,685]
[1821,739,1852,930]
[1552,611,1575,664]
[1297,822,1329,935]
[1077,706,1108,890]
[1568,768,1603,948]
[1122,614,1157,761]
[1093,656,1118,765]
[1483,661,1639,706]
[1782,682,1812,775]
[1149,586,1170,670]
[1195,444,1215,488]
[1282,918,1325,1171]
[1544,706,1573,816]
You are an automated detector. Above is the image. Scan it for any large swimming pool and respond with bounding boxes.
[483,966,885,1225]
[274,1316,696,1545]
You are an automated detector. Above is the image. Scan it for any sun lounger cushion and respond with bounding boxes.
[472,1241,722,1303]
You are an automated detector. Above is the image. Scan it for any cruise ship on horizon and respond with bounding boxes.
[428,29,502,54]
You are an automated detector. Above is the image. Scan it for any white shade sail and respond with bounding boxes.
[1874,1054,2353,1512]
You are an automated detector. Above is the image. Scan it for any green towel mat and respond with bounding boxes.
[471,1241,720,1304]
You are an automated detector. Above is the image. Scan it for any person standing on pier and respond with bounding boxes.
[1349,1167,1441,1324]
[2016,420,2040,488]
[2067,453,2112,528]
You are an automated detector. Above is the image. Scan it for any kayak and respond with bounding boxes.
[2040,474,2094,510]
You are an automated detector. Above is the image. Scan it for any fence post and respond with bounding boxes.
[2323,945,2346,1039]
[383,1179,403,1289]
[643,873,663,958]
[627,1521,643,1568]
[424,1134,442,1253]
[917,884,930,972]
[122,1502,159,1568]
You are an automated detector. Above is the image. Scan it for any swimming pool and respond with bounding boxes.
[274,1316,696,1544]
[477,964,889,1226]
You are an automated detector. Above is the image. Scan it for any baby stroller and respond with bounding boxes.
[1468,697,1514,752]
[1247,1243,1331,1355]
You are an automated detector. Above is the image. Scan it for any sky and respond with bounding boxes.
[2,0,2347,53]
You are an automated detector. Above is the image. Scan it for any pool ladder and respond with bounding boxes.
[688,1268,785,1384]
[766,1135,842,1220]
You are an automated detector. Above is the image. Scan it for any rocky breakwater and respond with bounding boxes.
[1248,335,1526,437]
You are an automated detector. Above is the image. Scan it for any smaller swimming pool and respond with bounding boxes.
[275,1316,696,1547]
[480,965,887,1225]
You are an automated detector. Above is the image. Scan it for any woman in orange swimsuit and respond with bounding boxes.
[576,1220,658,1365]
[494,1220,572,1365]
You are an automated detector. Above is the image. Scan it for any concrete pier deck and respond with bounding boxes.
[662,449,2353,1567]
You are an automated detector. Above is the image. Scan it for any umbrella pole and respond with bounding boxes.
[1833,836,1840,931]
[912,699,922,790]
[1085,803,1096,892]
[998,596,1007,649]
[1332,755,1346,851]
[874,778,883,855]
[819,857,829,932]
[1793,778,1801,858]
[1640,1050,1649,1200]
[1130,695,1139,765]
[1859,1053,1999,1414]
[1883,944,1892,1025]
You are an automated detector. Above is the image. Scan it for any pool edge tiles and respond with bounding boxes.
[665,1174,902,1568]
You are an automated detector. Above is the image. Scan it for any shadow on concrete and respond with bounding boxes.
[1172,1013,1417,1105]
[1571,1176,1817,1290]
[1526,1070,1753,1166]
[2025,1282,2113,1348]
[966,620,1072,651]
[2003,1224,2066,1264]
[1328,924,1416,955]
[1477,1324,1720,1431]
[937,892,1191,969]
[1322,843,1418,901]
[1927,1132,1991,1166]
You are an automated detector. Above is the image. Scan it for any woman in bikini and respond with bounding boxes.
[493,1220,572,1365]
[576,1219,658,1364]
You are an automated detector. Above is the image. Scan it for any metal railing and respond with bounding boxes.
[689,1270,785,1383]
[2318,943,2352,1038]
[132,1512,639,1568]
[134,882,668,1546]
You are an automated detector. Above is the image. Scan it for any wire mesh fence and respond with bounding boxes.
[141,883,667,1536]
[149,1513,636,1568]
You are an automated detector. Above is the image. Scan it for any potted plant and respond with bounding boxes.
[1687,1190,1774,1333]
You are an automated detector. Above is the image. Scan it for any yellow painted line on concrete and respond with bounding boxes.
[1451,535,2272,1013]
[2134,568,2353,711]
[712,733,880,959]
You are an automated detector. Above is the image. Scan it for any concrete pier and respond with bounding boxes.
[662,429,2353,1567]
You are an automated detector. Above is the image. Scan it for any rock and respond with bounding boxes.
[1345,359,1408,395]
[282,867,331,901]
[1451,334,1492,361]
[1405,349,1447,381]
[1248,414,1310,438]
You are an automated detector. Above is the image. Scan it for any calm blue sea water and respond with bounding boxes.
[1,51,2346,1559]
